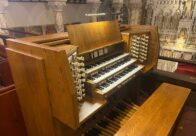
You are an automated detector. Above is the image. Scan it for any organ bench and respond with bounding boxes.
[116,83,190,136]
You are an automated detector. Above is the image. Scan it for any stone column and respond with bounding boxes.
[0,0,8,35]
[128,0,143,25]
[48,1,66,33]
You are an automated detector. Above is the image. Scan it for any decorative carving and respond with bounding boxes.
[0,0,8,35]
[48,1,66,33]
[129,0,143,25]
[193,18,196,33]
[155,10,164,29]
[171,10,181,31]
[145,3,153,25]
[163,11,172,30]
[120,4,129,24]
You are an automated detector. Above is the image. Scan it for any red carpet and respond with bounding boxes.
[174,106,196,136]
[175,63,196,77]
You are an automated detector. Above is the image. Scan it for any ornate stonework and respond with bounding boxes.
[0,0,8,35]
[146,0,196,46]
[48,1,66,33]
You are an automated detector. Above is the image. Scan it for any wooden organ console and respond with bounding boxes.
[6,21,190,136]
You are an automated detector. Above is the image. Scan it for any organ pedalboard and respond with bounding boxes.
[6,21,160,136]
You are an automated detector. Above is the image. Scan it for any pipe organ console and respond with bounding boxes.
[6,21,188,136]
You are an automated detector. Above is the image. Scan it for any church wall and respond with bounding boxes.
[5,2,100,27]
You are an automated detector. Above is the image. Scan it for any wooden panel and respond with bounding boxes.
[0,59,13,86]
[0,88,27,136]
[19,32,68,43]
[116,83,190,136]
[152,69,196,90]
[121,33,130,53]
[67,20,122,54]
[122,25,160,73]
[6,49,55,136]
[0,45,7,57]
[6,39,78,129]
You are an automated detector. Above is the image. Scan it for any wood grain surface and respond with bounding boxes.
[6,49,55,136]
[67,20,122,54]
[116,83,190,136]
[6,39,79,132]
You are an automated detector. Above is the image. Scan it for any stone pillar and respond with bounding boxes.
[48,1,66,33]
[0,0,8,35]
[128,0,143,25]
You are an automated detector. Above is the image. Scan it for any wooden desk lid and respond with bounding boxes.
[115,83,190,136]
[67,20,122,54]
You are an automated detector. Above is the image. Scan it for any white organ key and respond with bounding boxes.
[85,53,130,74]
[88,59,137,84]
[96,65,144,95]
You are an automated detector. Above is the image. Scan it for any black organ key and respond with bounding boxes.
[88,77,95,80]
[93,74,100,78]
[107,80,113,84]
[116,75,122,78]
[114,76,120,80]
[104,83,110,87]
[112,77,118,81]
[90,128,102,135]
[85,129,99,136]
[105,82,110,86]
[97,62,101,65]
[119,73,125,76]
[98,86,104,90]
[98,121,108,128]
[105,69,110,72]
[85,65,92,69]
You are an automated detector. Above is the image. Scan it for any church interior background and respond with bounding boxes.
[0,1,196,136]
[0,0,196,72]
